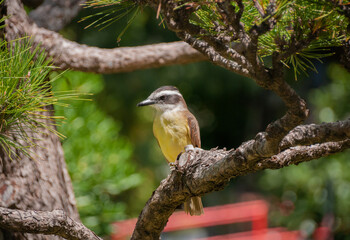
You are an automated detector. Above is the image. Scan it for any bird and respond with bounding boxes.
[137,86,204,216]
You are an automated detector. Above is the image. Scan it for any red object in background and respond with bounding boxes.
[313,226,332,240]
[198,228,300,240]
[111,200,300,240]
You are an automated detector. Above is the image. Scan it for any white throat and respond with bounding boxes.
[153,103,186,114]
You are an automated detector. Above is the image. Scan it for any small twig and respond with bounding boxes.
[182,22,251,70]
[216,0,246,42]
[253,0,265,17]
[249,0,277,38]
[178,31,251,77]
[280,119,350,150]
[260,139,350,169]
[156,1,161,19]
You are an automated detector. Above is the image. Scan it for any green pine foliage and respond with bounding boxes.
[80,0,140,42]
[189,0,348,78]
[83,0,349,78]
[52,71,142,236]
[0,38,78,159]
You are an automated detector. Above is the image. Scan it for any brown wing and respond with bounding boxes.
[187,112,201,148]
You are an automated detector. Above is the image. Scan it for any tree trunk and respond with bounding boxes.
[0,106,79,240]
[1,1,80,239]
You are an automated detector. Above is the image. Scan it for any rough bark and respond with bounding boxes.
[0,207,100,240]
[1,1,82,239]
[0,106,79,240]
[28,0,85,32]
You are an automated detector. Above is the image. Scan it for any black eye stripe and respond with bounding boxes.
[159,94,181,104]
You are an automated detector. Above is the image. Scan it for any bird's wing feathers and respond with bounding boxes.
[187,113,201,148]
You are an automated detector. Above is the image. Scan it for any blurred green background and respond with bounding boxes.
[48,5,350,239]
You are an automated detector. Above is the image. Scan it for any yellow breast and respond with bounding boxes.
[153,111,191,163]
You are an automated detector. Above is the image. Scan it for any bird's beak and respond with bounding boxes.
[137,99,156,107]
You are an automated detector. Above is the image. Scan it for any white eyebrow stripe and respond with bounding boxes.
[154,90,182,98]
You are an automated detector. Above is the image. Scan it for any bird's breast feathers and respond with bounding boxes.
[153,110,192,162]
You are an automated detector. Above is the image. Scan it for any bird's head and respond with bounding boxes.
[137,86,187,112]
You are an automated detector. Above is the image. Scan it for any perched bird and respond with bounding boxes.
[137,86,204,216]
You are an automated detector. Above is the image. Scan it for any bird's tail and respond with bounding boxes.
[184,196,204,216]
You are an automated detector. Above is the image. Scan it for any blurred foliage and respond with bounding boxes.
[52,71,142,236]
[259,63,350,238]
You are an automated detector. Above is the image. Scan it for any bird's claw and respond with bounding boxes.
[170,145,199,173]
[169,162,176,171]
[169,161,184,174]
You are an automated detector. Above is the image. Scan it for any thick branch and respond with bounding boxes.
[6,0,206,73]
[132,133,350,239]
[0,207,101,240]
[29,0,85,31]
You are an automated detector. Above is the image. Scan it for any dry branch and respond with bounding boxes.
[29,0,85,31]
[260,140,350,169]
[0,207,101,240]
[132,120,350,239]
[280,119,350,150]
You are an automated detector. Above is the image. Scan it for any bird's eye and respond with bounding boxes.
[159,95,166,101]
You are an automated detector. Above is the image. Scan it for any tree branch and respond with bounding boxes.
[260,140,350,169]
[5,0,207,73]
[178,31,251,77]
[132,130,350,239]
[216,0,246,42]
[280,118,350,150]
[0,207,101,240]
[249,0,277,37]
[253,0,265,17]
[29,0,85,31]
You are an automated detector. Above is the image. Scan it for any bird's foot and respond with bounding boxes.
[169,160,184,174]
[184,144,195,152]
[169,162,175,169]
[185,144,200,166]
